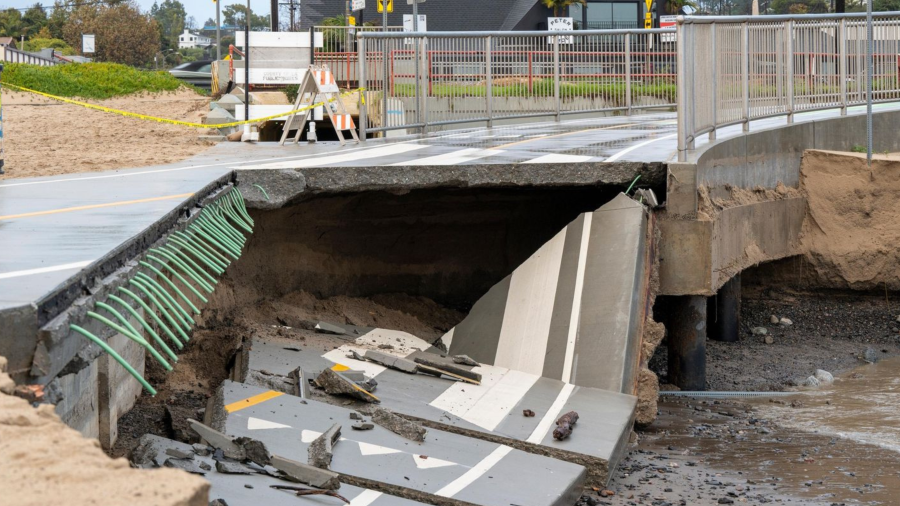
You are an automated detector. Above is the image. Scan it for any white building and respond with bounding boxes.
[178,29,212,49]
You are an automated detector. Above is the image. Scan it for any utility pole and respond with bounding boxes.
[215,0,221,60]
[245,0,250,129]
[866,0,873,165]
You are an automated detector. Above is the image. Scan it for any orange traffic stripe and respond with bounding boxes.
[224,390,285,413]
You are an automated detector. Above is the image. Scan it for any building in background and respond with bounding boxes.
[0,37,17,49]
[178,29,213,49]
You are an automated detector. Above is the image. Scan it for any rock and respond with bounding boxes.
[718,499,734,505]
[803,376,820,388]
[451,355,479,366]
[199,461,212,471]
[315,368,380,403]
[523,409,536,417]
[351,422,374,430]
[209,499,229,506]
[553,411,579,440]
[215,460,253,474]
[188,419,246,460]
[814,369,834,384]
[764,336,774,345]
[779,317,793,326]
[751,327,768,336]
[270,455,340,490]
[226,130,243,142]
[234,437,271,467]
[863,347,879,363]
[164,457,208,475]
[165,448,194,460]
[368,406,426,442]
[349,412,363,420]
[769,315,779,324]
[192,443,211,456]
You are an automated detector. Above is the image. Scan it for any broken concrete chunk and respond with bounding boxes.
[452,355,480,367]
[199,461,212,471]
[234,436,272,467]
[351,422,374,431]
[553,411,579,441]
[315,368,380,403]
[166,405,200,444]
[164,457,208,475]
[356,377,378,393]
[165,448,194,460]
[192,443,211,456]
[270,455,340,490]
[288,367,310,399]
[215,460,253,474]
[346,350,366,361]
[363,350,419,374]
[188,419,246,460]
[308,423,341,469]
[315,322,350,336]
[368,407,426,442]
[349,412,363,420]
[209,499,229,506]
[412,355,482,383]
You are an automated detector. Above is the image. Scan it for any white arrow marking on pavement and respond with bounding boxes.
[247,417,292,430]
[413,454,456,470]
[301,429,322,443]
[348,490,383,506]
[357,441,403,456]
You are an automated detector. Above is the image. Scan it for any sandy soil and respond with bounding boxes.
[0,89,215,179]
[0,375,209,506]
[798,150,900,292]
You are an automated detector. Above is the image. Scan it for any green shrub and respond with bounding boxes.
[851,144,867,153]
[21,38,75,56]
[285,84,299,103]
[2,62,197,99]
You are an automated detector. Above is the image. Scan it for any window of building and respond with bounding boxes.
[570,0,642,30]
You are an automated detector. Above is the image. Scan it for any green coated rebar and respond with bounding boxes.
[231,191,255,227]
[117,286,183,349]
[70,324,156,396]
[127,279,188,345]
[170,234,226,272]
[181,230,231,268]
[209,209,247,245]
[197,216,243,252]
[107,294,178,363]
[190,224,240,260]
[145,254,210,303]
[138,262,202,315]
[159,245,218,287]
[87,309,171,371]
[625,174,641,195]
[253,184,270,200]
[201,212,244,247]
[153,246,215,292]
[134,272,195,329]
[219,202,253,233]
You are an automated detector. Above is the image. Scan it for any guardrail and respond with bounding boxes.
[358,29,677,136]
[0,46,59,66]
[314,25,403,88]
[677,12,900,161]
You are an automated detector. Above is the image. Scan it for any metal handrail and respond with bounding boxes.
[360,28,674,38]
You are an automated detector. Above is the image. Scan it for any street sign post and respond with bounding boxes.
[547,17,573,44]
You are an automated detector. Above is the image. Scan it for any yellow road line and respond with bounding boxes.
[224,390,285,413]
[0,193,195,221]
[493,123,641,150]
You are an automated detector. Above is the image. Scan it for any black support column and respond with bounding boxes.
[707,274,741,343]
[666,295,707,391]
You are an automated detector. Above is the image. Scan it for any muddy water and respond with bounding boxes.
[644,360,900,505]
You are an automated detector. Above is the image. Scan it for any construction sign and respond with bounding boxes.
[280,65,359,146]
[644,0,653,29]
[377,0,393,13]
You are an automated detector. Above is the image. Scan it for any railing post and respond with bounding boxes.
[786,20,794,124]
[709,25,717,141]
[741,21,750,132]
[486,35,493,128]
[553,37,561,122]
[414,35,422,131]
[359,34,367,141]
[676,18,687,162]
[625,32,632,115]
[839,18,848,116]
[382,39,389,135]
[420,36,429,132]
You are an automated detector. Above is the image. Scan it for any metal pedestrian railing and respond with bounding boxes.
[357,29,677,136]
[0,46,58,66]
[677,12,900,161]
[314,25,403,88]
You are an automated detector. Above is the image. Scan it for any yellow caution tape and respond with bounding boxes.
[1,81,365,129]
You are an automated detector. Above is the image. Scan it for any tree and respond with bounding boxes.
[222,3,270,30]
[770,0,827,12]
[23,3,48,37]
[63,1,160,66]
[47,0,68,38]
[150,0,186,50]
[540,0,587,17]
[0,9,25,38]
[665,0,699,14]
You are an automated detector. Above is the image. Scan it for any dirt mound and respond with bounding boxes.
[0,385,208,506]
[0,89,214,180]
[799,150,900,291]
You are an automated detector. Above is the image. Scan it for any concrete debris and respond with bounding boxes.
[351,422,374,431]
[315,368,380,403]
[634,188,660,208]
[769,315,779,324]
[164,457,208,475]
[451,355,479,367]
[814,369,834,384]
[215,460,253,474]
[751,327,768,336]
[863,347,879,364]
[349,412,363,420]
[803,376,821,388]
[288,367,310,399]
[363,350,419,374]
[270,485,350,504]
[346,350,366,361]
[368,407,426,442]
[269,455,341,490]
[356,377,378,393]
[523,409,536,417]
[315,322,351,336]
[377,344,394,350]
[199,461,212,471]
[234,437,272,467]
[553,411,579,441]
[193,443,211,456]
[188,419,247,461]
[412,355,482,383]
[166,405,199,443]
[248,370,296,395]
[165,448,194,460]
[308,423,341,469]
[779,317,793,326]
[209,499,229,506]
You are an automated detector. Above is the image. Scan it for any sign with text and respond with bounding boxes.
[82,34,95,53]
[660,15,677,42]
[403,14,426,44]
[547,17,573,44]
[352,0,365,10]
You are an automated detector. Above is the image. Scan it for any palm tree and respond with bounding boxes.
[540,0,587,17]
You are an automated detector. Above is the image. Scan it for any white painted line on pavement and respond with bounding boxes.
[435,445,513,498]
[0,260,93,280]
[523,153,593,164]
[603,133,684,162]
[392,148,504,166]
[561,213,592,383]
[239,144,431,169]
[347,490,383,506]
[526,383,576,444]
